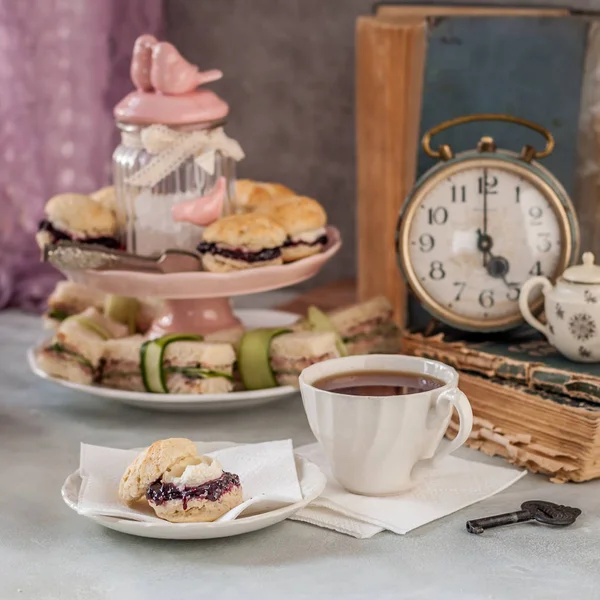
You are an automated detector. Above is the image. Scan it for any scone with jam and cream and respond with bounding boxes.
[119,438,242,523]
[36,193,120,250]
[197,213,286,272]
[257,196,327,262]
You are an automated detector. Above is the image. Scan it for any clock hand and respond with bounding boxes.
[482,167,489,266]
[476,228,493,254]
[476,231,519,288]
[485,254,519,290]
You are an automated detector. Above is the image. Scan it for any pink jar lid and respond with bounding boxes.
[115,35,230,126]
[114,90,229,126]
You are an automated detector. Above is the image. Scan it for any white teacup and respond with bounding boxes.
[299,355,473,496]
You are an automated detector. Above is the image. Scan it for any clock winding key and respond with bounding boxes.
[466,500,581,534]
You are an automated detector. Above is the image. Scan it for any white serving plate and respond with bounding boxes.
[28,309,300,412]
[61,442,326,540]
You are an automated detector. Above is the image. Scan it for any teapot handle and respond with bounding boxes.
[519,276,552,338]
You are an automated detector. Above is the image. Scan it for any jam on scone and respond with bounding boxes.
[119,438,243,523]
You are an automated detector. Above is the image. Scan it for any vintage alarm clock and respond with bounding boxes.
[396,114,580,332]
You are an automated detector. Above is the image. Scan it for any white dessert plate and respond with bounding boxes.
[28,309,300,412]
[61,443,326,540]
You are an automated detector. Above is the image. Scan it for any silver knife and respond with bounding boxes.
[43,241,202,273]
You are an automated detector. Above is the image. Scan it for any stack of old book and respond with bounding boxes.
[402,330,600,483]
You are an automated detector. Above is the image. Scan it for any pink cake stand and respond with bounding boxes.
[63,226,341,336]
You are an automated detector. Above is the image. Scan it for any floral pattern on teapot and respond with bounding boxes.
[519,253,600,363]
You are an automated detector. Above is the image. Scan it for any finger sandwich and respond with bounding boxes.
[197,213,286,272]
[37,308,129,384]
[328,296,401,355]
[44,281,106,328]
[100,337,236,394]
[44,281,161,335]
[269,331,340,387]
[257,196,327,262]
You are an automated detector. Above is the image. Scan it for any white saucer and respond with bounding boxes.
[28,309,300,412]
[61,442,326,540]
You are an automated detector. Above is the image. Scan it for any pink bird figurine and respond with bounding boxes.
[171,177,226,227]
[150,42,223,95]
[130,34,157,91]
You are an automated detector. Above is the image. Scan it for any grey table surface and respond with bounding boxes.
[1,297,599,600]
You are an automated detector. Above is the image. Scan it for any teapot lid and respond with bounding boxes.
[562,252,600,284]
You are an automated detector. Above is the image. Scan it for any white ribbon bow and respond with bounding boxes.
[125,124,245,188]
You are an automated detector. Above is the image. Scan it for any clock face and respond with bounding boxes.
[399,158,571,330]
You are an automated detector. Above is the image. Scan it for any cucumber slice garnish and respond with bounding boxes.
[238,328,291,390]
[140,334,204,393]
[104,295,139,335]
[307,305,348,356]
[66,315,112,340]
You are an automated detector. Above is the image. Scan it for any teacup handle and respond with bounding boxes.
[431,388,473,464]
[519,276,552,338]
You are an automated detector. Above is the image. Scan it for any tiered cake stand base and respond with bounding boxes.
[30,228,342,412]
[66,226,341,337]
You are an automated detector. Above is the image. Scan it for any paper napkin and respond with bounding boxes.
[290,443,527,539]
[77,439,303,523]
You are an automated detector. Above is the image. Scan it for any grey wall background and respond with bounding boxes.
[165,0,600,290]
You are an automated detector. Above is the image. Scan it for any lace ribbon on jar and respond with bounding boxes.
[124,124,244,188]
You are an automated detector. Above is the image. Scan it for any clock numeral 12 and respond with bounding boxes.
[515,186,520,203]
[478,174,498,195]
[451,185,466,203]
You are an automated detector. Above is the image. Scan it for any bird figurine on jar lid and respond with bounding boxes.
[113,35,244,257]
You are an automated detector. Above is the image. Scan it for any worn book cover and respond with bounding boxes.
[402,329,600,481]
[402,329,600,404]
[446,371,600,483]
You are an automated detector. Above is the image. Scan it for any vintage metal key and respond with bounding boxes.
[466,501,581,535]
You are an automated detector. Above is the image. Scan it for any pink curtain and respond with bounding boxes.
[0,0,162,312]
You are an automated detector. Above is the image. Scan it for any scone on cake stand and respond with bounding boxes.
[84,35,341,336]
[41,35,341,337]
[62,225,341,336]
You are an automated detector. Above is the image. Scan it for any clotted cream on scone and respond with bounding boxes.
[119,438,243,523]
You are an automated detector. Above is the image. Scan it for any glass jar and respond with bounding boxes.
[113,121,236,256]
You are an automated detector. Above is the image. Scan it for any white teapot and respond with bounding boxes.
[520,252,600,362]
